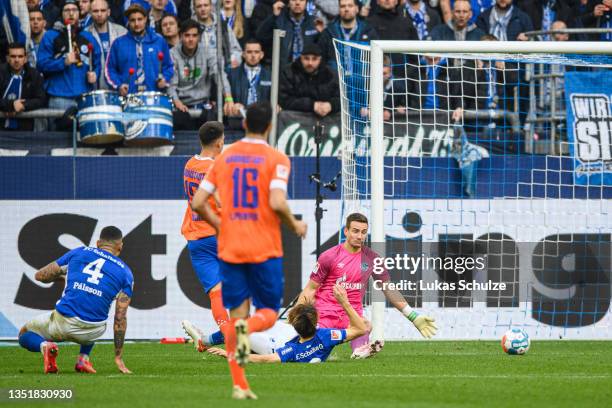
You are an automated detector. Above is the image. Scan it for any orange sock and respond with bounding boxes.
[222,317,248,390]
[209,289,229,331]
[246,308,278,334]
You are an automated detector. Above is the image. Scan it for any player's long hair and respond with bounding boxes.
[288,303,318,339]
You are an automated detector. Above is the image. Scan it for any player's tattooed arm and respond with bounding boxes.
[35,262,67,283]
[113,291,132,374]
[113,292,130,354]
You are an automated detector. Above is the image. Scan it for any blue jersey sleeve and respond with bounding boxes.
[319,328,347,348]
[55,247,85,267]
[122,267,134,298]
[275,344,296,363]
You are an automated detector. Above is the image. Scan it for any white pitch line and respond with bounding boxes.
[98,373,611,380]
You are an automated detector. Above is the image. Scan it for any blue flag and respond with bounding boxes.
[565,71,612,186]
[1,0,27,45]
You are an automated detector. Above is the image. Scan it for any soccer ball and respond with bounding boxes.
[501,328,530,355]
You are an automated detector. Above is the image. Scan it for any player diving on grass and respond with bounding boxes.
[190,101,308,400]
[299,212,438,358]
[17,226,133,374]
[180,121,231,352]
[184,212,438,358]
[206,284,366,363]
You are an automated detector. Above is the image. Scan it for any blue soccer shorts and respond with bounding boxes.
[187,236,221,293]
[219,257,284,311]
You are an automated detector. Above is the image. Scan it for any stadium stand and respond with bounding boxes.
[0,0,609,150]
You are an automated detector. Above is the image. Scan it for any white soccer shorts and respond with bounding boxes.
[25,310,106,345]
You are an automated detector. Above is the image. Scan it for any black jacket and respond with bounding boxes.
[41,2,61,29]
[405,60,461,112]
[228,63,272,105]
[383,78,407,113]
[367,6,418,76]
[367,6,419,41]
[516,0,574,31]
[0,63,46,130]
[278,59,340,114]
[476,6,534,41]
[256,10,320,67]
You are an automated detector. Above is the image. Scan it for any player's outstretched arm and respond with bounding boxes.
[113,291,132,374]
[381,288,438,339]
[297,279,321,305]
[35,262,66,283]
[191,189,220,232]
[333,284,367,342]
[269,189,307,239]
[207,347,281,363]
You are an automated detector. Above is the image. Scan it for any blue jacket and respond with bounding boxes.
[122,0,177,25]
[228,64,272,106]
[430,22,486,41]
[476,6,534,41]
[36,27,101,98]
[105,27,173,93]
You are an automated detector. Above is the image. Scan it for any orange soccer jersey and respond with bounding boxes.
[201,138,291,264]
[181,155,220,241]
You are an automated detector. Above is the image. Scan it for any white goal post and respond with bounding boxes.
[365,40,612,342]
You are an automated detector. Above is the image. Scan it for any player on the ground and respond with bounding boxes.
[298,212,438,358]
[17,226,133,374]
[180,121,230,352]
[207,284,366,363]
[191,101,307,400]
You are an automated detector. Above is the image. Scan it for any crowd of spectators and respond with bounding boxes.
[0,0,611,132]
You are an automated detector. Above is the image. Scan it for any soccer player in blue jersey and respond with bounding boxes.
[17,226,133,374]
[207,284,367,363]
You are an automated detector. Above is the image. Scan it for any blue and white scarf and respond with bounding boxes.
[489,5,513,41]
[306,0,317,18]
[245,65,261,105]
[80,14,92,29]
[484,62,497,109]
[221,11,236,29]
[3,73,22,129]
[541,0,556,41]
[406,1,429,40]
[134,36,145,90]
[290,16,304,61]
[422,57,447,110]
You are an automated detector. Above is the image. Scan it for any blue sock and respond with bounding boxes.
[79,343,94,356]
[18,331,45,352]
[208,330,224,346]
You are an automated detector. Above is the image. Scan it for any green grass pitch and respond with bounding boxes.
[1,341,611,408]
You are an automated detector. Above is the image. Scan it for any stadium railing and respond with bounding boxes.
[523,28,612,156]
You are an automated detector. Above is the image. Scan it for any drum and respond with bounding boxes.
[124,92,174,146]
[77,90,124,145]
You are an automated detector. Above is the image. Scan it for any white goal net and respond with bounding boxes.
[334,39,612,340]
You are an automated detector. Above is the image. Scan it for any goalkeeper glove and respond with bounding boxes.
[402,306,438,339]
